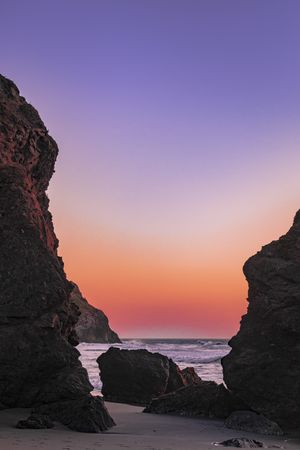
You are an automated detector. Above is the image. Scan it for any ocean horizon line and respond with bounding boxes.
[119,337,229,340]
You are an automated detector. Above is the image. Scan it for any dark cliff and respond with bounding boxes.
[222,211,300,428]
[0,74,114,431]
[70,282,121,343]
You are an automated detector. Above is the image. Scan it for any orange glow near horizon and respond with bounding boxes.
[52,198,298,338]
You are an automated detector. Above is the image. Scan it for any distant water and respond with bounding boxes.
[78,338,230,393]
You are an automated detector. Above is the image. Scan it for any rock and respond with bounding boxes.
[166,360,201,393]
[225,411,283,436]
[34,396,115,433]
[144,381,245,418]
[70,282,121,343]
[215,438,264,448]
[180,366,201,385]
[222,211,300,428]
[97,348,201,406]
[16,414,54,429]
[98,348,169,405]
[0,74,115,432]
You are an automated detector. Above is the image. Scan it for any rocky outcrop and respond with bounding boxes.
[70,282,121,343]
[225,411,283,436]
[144,381,245,418]
[97,348,201,406]
[222,211,300,429]
[0,74,114,432]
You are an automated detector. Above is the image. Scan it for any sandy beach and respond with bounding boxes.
[0,402,299,450]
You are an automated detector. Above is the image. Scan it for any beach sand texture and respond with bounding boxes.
[0,402,299,450]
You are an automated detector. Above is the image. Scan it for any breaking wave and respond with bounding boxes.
[78,338,230,391]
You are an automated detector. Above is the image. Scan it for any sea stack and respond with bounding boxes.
[0,75,115,432]
[222,211,300,428]
[70,282,121,343]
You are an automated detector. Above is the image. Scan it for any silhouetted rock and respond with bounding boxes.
[16,414,54,429]
[97,348,201,406]
[222,211,300,429]
[70,282,121,343]
[215,438,264,448]
[0,74,115,432]
[225,411,283,436]
[98,348,169,405]
[144,381,245,418]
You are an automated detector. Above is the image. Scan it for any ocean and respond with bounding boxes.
[78,338,230,393]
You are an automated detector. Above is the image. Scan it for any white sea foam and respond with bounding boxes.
[78,338,230,392]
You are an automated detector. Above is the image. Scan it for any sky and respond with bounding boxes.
[1,0,300,337]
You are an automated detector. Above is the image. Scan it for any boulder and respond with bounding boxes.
[144,381,245,418]
[97,348,201,405]
[225,411,283,436]
[34,396,115,432]
[16,414,54,429]
[0,74,114,432]
[70,282,121,343]
[222,211,300,428]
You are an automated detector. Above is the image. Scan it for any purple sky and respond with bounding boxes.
[1,1,300,337]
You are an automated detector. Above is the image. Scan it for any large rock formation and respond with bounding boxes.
[70,282,121,343]
[222,211,300,428]
[144,381,245,418]
[0,74,114,431]
[97,348,201,406]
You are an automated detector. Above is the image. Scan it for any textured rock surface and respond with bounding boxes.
[70,282,121,343]
[144,381,245,418]
[222,211,300,428]
[225,411,283,436]
[97,348,201,406]
[0,74,114,432]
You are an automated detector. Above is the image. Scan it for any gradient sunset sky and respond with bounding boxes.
[2,1,300,337]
